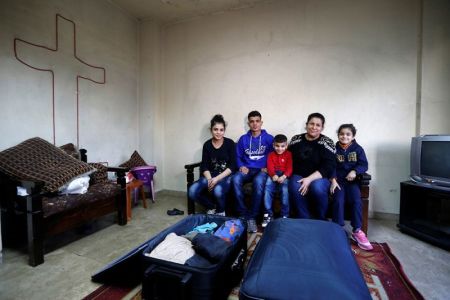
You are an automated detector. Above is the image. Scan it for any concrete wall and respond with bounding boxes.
[159,0,425,214]
[139,20,164,190]
[0,0,139,164]
[420,0,450,134]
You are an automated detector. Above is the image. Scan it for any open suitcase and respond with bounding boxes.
[91,214,247,300]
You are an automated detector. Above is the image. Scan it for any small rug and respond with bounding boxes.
[353,242,424,300]
[84,232,423,300]
[82,285,133,300]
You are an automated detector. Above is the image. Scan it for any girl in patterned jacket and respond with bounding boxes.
[330,124,372,250]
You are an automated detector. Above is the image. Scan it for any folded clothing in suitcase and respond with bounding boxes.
[142,214,247,300]
[91,214,247,295]
[240,218,371,300]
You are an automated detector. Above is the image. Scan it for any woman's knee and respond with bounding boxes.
[188,184,199,199]
[213,185,224,199]
[309,179,330,196]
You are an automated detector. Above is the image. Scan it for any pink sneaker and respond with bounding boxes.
[352,230,373,251]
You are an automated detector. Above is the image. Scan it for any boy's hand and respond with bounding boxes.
[272,175,279,182]
[330,178,341,194]
[277,175,286,184]
[239,166,249,174]
[346,170,357,181]
[261,168,268,173]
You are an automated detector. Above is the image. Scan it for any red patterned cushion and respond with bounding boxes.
[119,151,147,169]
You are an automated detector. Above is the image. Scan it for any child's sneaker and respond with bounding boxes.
[215,211,226,216]
[206,208,216,215]
[261,214,272,228]
[351,229,373,251]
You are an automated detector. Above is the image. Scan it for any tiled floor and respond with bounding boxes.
[0,191,449,299]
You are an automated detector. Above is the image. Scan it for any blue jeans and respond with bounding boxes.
[263,172,289,217]
[188,176,231,213]
[331,181,362,230]
[288,174,330,220]
[232,169,268,219]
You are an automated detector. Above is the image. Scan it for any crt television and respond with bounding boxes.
[410,135,450,188]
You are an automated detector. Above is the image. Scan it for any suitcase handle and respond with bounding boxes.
[144,265,192,300]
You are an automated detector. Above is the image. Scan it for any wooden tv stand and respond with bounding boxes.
[398,181,450,250]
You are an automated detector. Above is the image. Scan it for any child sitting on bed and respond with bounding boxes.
[330,124,372,251]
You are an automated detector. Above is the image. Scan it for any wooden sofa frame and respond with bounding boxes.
[184,162,371,233]
[0,149,128,266]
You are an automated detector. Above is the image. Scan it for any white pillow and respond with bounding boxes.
[59,175,91,195]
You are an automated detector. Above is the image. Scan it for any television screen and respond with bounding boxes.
[421,141,450,180]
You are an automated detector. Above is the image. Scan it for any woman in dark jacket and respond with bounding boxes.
[188,114,236,216]
[288,112,336,219]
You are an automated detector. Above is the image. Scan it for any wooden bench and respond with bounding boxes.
[0,149,128,266]
[184,162,371,233]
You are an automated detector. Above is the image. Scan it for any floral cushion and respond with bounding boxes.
[88,162,109,184]
[119,150,147,169]
[0,137,94,193]
[59,143,80,160]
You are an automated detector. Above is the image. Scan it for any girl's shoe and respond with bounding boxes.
[351,230,373,251]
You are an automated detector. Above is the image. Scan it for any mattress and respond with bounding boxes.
[240,218,371,300]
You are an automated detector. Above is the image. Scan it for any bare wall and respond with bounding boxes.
[420,0,450,134]
[159,0,420,214]
[0,0,139,165]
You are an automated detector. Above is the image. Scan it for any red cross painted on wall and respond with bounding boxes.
[14,14,106,147]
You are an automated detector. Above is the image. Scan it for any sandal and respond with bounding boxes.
[167,208,184,216]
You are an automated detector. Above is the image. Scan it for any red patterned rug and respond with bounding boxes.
[84,232,424,300]
[82,285,135,300]
[352,242,424,300]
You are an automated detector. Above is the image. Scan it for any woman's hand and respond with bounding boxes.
[208,177,219,191]
[330,178,341,194]
[346,170,357,181]
[298,177,313,196]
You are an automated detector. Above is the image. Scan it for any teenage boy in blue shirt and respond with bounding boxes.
[232,111,273,233]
